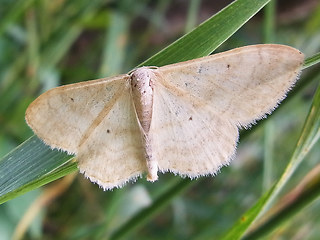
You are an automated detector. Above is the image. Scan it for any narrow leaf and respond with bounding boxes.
[221,186,275,240]
[141,0,271,66]
[243,163,320,240]
[225,82,320,239]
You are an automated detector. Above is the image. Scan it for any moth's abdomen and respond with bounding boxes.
[131,67,155,133]
[131,67,158,181]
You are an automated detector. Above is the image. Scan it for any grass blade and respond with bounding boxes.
[260,82,320,214]
[109,179,194,240]
[244,163,320,240]
[0,136,72,204]
[221,186,275,240]
[303,51,320,69]
[140,0,271,66]
[226,82,320,239]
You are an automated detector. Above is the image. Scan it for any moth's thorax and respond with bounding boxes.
[130,67,155,134]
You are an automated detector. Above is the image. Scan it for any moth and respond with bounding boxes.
[25,44,304,190]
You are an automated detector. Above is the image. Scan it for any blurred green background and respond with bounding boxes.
[0,0,319,239]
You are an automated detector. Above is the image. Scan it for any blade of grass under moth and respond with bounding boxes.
[140,0,271,67]
[109,178,195,240]
[243,163,320,240]
[220,186,275,240]
[258,82,320,216]
[101,0,274,239]
[222,82,320,240]
[0,136,74,204]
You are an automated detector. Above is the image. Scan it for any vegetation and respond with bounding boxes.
[0,0,319,239]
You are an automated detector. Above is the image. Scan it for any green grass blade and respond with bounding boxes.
[243,164,320,240]
[0,161,77,205]
[0,136,72,204]
[228,82,320,239]
[109,179,194,240]
[260,82,320,213]
[303,51,320,69]
[221,186,275,240]
[140,0,271,66]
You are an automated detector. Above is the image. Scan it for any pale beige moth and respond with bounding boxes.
[25,44,304,190]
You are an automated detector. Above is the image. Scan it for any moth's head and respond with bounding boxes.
[130,67,157,83]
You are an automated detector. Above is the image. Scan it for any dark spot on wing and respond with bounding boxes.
[189,116,193,121]
[227,64,230,69]
[70,97,74,102]
[107,129,110,133]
